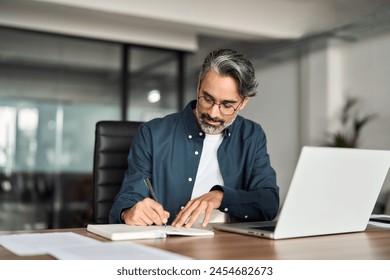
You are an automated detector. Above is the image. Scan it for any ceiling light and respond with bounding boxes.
[147,89,161,103]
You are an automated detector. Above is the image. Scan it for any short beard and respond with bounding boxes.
[195,108,236,135]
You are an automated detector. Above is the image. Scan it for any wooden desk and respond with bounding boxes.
[1,225,390,260]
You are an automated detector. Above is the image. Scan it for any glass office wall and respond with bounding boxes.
[127,47,180,121]
[0,27,185,230]
[0,28,121,230]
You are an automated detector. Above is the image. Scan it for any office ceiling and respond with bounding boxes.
[1,0,390,51]
[30,0,390,40]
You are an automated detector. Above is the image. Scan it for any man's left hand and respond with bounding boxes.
[171,190,223,228]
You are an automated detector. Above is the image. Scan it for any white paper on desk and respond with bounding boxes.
[0,232,100,256]
[49,241,192,260]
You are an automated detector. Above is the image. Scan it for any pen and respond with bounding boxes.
[144,177,167,227]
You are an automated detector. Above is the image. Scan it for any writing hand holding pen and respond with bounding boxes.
[120,178,169,226]
[143,178,167,227]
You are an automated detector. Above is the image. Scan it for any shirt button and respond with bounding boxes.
[188,135,192,139]
[188,177,193,182]
[244,215,248,219]
[194,151,199,155]
[224,207,228,212]
[199,132,203,136]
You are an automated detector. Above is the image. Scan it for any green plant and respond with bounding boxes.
[326,97,377,148]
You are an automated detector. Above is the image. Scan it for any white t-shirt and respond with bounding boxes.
[191,133,227,223]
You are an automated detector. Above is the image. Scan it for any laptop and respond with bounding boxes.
[213,146,390,239]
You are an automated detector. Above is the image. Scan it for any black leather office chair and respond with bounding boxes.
[92,120,142,224]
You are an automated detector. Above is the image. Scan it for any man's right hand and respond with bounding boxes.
[120,198,170,226]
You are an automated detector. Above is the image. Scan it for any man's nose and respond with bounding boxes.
[208,103,222,118]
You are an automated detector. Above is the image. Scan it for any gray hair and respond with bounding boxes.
[198,49,258,97]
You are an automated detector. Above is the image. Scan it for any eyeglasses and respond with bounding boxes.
[198,95,244,116]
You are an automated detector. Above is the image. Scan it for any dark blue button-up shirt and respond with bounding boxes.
[109,100,279,224]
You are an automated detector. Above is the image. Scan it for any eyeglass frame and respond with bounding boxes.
[197,95,245,116]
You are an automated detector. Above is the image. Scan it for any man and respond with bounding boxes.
[109,49,279,228]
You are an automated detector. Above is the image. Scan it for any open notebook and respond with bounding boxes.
[87,224,214,241]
